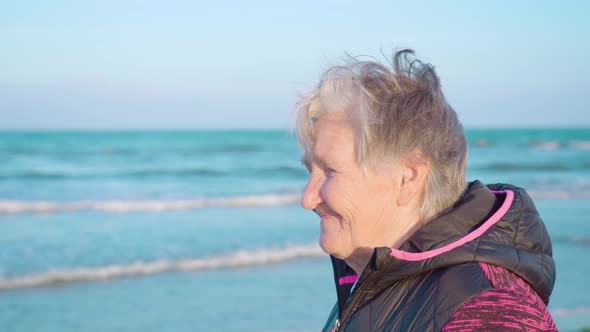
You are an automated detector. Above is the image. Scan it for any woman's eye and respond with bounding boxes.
[326,168,337,176]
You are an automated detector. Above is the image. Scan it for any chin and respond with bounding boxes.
[319,235,346,259]
[318,234,334,254]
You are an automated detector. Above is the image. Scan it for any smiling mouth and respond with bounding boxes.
[314,206,340,221]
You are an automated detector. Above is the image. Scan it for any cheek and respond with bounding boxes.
[335,181,391,242]
[321,176,358,228]
[319,177,337,205]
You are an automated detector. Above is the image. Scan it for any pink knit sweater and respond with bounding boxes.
[442,263,557,331]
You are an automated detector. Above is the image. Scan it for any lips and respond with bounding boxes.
[315,205,340,221]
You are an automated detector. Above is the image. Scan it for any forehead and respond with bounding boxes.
[304,112,357,162]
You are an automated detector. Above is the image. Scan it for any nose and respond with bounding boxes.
[301,172,323,210]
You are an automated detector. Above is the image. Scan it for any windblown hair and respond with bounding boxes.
[295,49,467,222]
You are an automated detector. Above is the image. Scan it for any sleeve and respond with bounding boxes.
[441,288,558,331]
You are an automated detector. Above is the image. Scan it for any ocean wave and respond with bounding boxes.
[121,168,227,177]
[529,140,562,150]
[528,190,590,200]
[551,306,590,317]
[477,162,590,172]
[1,144,265,157]
[527,139,590,151]
[471,139,495,148]
[552,236,590,247]
[202,144,262,153]
[2,187,589,215]
[0,169,223,180]
[528,140,590,150]
[569,140,590,150]
[466,139,590,150]
[0,193,301,214]
[0,165,307,180]
[0,244,325,290]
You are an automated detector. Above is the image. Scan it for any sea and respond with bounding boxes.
[0,129,589,332]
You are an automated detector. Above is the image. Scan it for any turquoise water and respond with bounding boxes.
[0,129,589,331]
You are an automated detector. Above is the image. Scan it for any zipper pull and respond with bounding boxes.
[334,319,340,331]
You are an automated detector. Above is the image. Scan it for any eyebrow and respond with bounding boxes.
[301,151,332,171]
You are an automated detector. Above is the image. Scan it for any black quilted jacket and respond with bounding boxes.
[322,181,555,331]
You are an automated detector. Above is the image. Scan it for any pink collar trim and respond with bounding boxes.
[390,190,514,261]
[338,274,359,285]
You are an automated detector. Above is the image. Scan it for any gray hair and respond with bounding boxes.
[295,49,467,222]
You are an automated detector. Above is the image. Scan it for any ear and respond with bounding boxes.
[396,151,430,207]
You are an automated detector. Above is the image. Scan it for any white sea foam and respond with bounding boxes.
[569,140,590,150]
[530,140,562,150]
[0,193,301,214]
[527,139,590,151]
[551,306,590,317]
[528,190,590,200]
[3,188,590,216]
[0,244,325,290]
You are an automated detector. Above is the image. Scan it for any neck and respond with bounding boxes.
[345,209,423,275]
[344,247,374,275]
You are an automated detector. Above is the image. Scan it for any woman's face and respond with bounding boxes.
[301,112,402,260]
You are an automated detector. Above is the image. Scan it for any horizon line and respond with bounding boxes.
[1,125,590,132]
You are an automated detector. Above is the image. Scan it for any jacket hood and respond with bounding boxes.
[331,180,556,306]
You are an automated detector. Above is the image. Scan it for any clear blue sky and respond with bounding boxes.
[1,0,589,129]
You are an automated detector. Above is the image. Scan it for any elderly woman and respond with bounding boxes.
[295,50,557,331]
